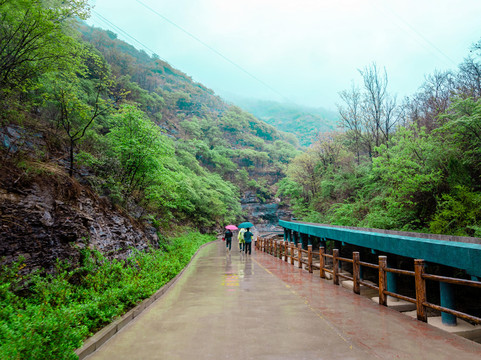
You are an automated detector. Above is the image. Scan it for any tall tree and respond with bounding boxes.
[43,49,112,176]
[359,63,388,149]
[338,84,363,164]
[338,63,399,159]
[456,55,481,99]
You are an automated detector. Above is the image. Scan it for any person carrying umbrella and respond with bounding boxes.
[243,228,254,255]
[224,225,237,252]
[238,222,254,253]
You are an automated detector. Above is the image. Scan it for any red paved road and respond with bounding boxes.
[87,241,481,359]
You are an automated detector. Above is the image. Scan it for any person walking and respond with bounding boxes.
[238,228,246,252]
[243,228,254,255]
[224,229,233,252]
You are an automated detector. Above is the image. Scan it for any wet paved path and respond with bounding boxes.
[88,241,481,359]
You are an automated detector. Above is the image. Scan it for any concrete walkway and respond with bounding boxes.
[87,241,481,360]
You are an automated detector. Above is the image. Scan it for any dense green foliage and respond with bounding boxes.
[0,0,90,93]
[279,58,481,237]
[0,232,214,359]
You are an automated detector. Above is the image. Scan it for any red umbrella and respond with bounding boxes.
[225,225,238,230]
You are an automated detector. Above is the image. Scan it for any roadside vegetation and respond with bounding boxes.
[0,232,214,359]
[278,57,481,237]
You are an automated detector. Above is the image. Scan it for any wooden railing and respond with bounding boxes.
[255,238,481,325]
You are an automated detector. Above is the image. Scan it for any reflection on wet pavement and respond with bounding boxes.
[87,241,481,360]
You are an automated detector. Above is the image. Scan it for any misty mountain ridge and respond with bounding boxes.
[225,96,339,147]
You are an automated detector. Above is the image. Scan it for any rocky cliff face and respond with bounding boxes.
[240,191,291,233]
[0,164,157,273]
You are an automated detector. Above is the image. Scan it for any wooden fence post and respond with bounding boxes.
[353,252,360,295]
[319,247,325,278]
[333,249,339,285]
[296,243,301,269]
[308,244,313,273]
[290,244,295,265]
[378,256,387,306]
[284,241,288,262]
[414,259,427,322]
[279,241,283,260]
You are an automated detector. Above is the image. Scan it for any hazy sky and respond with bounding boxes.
[87,0,481,110]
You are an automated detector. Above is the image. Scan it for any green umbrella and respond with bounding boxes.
[238,221,254,228]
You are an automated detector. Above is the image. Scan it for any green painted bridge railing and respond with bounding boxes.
[279,220,481,278]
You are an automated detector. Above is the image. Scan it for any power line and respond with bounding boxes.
[134,0,289,101]
[91,10,168,63]
[380,3,458,67]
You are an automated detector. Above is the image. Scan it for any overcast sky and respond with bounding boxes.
[87,0,481,110]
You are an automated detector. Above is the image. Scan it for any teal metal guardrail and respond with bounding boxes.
[279,220,481,278]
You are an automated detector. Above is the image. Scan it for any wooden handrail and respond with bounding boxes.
[337,256,353,264]
[359,261,378,269]
[385,268,415,277]
[338,273,353,281]
[384,290,416,304]
[359,280,378,291]
[257,236,481,326]
[423,274,481,288]
[423,302,481,325]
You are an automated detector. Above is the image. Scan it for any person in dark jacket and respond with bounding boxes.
[225,229,233,252]
[243,228,254,255]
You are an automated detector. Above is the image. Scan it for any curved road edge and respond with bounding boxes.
[75,239,218,360]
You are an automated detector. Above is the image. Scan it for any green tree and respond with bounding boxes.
[371,126,442,228]
[107,104,174,200]
[42,49,112,176]
[0,0,90,93]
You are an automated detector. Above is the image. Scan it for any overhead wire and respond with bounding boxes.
[91,10,169,63]
[133,0,290,102]
[379,3,458,67]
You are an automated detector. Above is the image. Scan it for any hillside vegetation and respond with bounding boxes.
[1,1,299,235]
[279,60,481,237]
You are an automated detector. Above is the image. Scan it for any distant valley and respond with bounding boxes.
[227,97,339,147]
